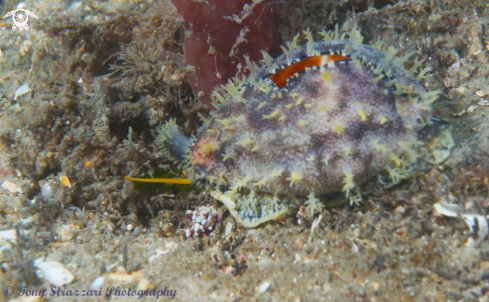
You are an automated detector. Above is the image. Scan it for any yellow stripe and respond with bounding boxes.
[124,176,192,185]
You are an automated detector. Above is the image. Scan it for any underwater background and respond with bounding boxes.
[0,0,489,300]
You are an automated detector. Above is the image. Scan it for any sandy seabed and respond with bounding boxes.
[1,0,489,301]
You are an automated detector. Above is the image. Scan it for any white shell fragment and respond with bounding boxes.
[466,105,477,114]
[57,225,75,241]
[90,266,153,291]
[433,201,489,244]
[1,181,23,194]
[477,99,489,106]
[90,276,105,290]
[13,84,32,100]
[432,202,459,218]
[256,281,272,293]
[453,105,477,116]
[34,258,74,286]
[462,214,488,241]
[0,229,30,253]
[155,240,179,255]
[0,229,18,246]
[351,242,359,253]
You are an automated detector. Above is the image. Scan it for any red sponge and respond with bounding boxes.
[171,0,282,108]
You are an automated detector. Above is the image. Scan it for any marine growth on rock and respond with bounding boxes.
[152,27,454,228]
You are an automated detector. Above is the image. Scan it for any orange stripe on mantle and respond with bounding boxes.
[268,54,351,89]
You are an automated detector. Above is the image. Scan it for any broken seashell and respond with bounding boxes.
[433,201,489,245]
[477,99,489,106]
[13,84,32,100]
[452,105,477,116]
[34,258,74,286]
[466,105,477,114]
[0,229,22,246]
[155,240,179,255]
[1,181,23,194]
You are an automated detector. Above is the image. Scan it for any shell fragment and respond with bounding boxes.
[13,84,32,100]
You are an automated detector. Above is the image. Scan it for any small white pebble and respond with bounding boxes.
[394,205,406,214]
[257,281,272,293]
[155,247,170,255]
[90,277,105,290]
[41,183,54,200]
[225,221,234,236]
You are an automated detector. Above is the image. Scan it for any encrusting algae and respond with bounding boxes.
[128,26,455,228]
